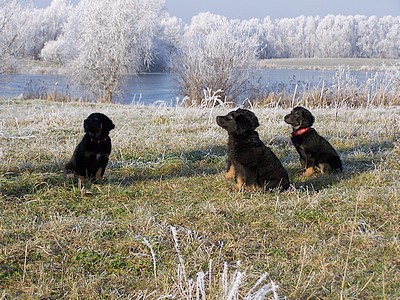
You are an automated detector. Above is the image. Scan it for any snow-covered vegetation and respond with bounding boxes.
[1,0,400,103]
[172,14,260,105]
[62,0,164,103]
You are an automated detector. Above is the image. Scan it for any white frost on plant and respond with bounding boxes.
[169,226,282,300]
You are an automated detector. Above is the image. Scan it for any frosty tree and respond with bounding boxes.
[0,0,26,73]
[62,0,164,103]
[151,15,185,72]
[173,13,259,106]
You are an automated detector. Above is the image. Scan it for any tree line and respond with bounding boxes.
[1,0,399,103]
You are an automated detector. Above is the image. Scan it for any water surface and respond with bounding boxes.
[0,69,374,105]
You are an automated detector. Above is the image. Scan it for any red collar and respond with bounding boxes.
[292,127,311,136]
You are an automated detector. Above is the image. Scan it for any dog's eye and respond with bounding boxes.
[228,114,234,120]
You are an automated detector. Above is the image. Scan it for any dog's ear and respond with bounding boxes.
[249,113,260,130]
[302,109,315,126]
[236,114,258,134]
[83,118,89,131]
[100,115,115,132]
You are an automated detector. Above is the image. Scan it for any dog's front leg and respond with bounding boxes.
[225,162,235,180]
[95,168,104,182]
[234,173,246,191]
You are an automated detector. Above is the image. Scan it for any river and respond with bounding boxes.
[0,69,376,105]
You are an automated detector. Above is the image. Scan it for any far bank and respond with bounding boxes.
[257,57,399,71]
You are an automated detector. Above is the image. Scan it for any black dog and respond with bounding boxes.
[284,106,342,176]
[216,108,290,191]
[65,113,115,182]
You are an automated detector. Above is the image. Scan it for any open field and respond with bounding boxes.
[0,99,399,299]
[258,58,400,71]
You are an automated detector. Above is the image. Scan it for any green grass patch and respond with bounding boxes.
[0,99,399,298]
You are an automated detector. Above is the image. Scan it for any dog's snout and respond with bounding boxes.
[284,114,292,123]
[216,116,225,126]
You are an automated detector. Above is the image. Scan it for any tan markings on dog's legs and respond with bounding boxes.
[234,175,245,191]
[318,163,332,174]
[303,167,315,177]
[95,168,103,181]
[300,158,306,168]
[225,164,235,180]
[246,184,256,191]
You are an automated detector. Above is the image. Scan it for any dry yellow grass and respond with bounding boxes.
[0,99,399,299]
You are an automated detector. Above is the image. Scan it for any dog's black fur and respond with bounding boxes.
[216,108,290,191]
[284,106,342,176]
[65,113,115,182]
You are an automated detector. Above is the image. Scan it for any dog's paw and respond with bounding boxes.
[225,165,235,180]
[303,167,315,177]
[64,172,75,180]
[225,173,234,180]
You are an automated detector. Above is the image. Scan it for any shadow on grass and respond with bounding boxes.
[0,147,227,197]
[0,168,65,199]
[106,145,227,186]
[2,140,396,196]
[289,140,397,191]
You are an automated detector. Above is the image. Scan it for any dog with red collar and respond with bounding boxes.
[65,113,115,183]
[284,107,342,177]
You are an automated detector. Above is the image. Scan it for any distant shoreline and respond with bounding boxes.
[257,57,399,71]
[9,57,400,75]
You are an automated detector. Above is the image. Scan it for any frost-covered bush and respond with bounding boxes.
[40,39,67,64]
[151,15,185,72]
[172,13,260,106]
[62,0,164,103]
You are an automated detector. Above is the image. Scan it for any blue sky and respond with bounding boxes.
[30,0,400,22]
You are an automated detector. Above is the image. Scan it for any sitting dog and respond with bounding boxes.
[65,113,115,183]
[284,106,342,176]
[216,108,290,191]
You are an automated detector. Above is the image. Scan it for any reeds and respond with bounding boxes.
[19,65,400,108]
[254,67,400,108]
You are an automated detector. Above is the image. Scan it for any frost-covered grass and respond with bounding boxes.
[0,99,399,299]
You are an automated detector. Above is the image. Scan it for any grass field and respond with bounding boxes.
[0,99,399,299]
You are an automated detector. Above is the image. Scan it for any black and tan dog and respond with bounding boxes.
[216,108,290,192]
[284,106,342,176]
[65,113,115,183]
